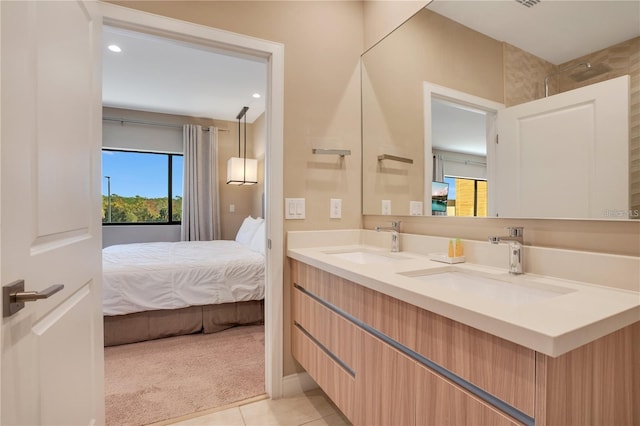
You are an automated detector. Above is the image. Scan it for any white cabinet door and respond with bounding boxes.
[494,76,629,219]
[1,1,104,424]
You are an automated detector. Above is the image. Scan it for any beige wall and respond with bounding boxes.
[364,215,640,257]
[362,0,429,51]
[102,107,257,240]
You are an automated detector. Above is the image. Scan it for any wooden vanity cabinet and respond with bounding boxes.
[291,260,529,425]
[290,259,638,426]
[534,321,640,425]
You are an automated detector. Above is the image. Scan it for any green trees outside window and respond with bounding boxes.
[102,150,183,224]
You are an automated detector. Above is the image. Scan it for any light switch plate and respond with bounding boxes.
[381,199,391,215]
[330,198,342,219]
[285,198,305,219]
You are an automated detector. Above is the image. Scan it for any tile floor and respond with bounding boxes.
[162,389,351,426]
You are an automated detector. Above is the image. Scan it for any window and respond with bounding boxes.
[102,149,183,224]
[444,176,487,217]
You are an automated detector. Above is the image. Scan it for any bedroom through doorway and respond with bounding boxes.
[100,20,271,426]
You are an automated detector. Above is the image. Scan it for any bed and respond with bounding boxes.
[103,218,266,346]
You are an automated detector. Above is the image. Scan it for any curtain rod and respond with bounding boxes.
[435,154,486,167]
[103,117,230,132]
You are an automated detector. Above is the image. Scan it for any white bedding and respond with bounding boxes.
[102,240,265,316]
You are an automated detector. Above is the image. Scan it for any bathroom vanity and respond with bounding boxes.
[287,230,640,426]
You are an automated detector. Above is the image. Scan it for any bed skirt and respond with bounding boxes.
[103,300,264,347]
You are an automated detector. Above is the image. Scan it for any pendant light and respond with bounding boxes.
[227,106,258,185]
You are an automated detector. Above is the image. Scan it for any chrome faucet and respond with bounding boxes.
[488,226,524,275]
[375,221,401,252]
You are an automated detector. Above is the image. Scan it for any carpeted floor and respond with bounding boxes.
[104,324,265,426]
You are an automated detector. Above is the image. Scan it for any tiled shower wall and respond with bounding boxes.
[503,42,556,106]
[503,37,640,217]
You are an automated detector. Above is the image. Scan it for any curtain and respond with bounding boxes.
[181,125,221,241]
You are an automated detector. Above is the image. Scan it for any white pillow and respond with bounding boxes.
[235,216,263,246]
[249,221,266,255]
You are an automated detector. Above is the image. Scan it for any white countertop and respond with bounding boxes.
[287,230,640,357]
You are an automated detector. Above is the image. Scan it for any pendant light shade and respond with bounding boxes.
[227,106,258,185]
[227,157,258,185]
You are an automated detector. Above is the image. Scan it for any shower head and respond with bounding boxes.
[568,63,611,82]
[544,62,605,97]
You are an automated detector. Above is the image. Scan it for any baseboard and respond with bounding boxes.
[281,372,318,398]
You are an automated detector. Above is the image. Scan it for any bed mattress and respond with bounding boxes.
[103,240,265,316]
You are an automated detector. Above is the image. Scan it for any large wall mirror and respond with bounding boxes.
[362,0,639,219]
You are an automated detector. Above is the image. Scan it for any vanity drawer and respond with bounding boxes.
[293,260,418,348]
[292,286,358,369]
[416,362,523,426]
[291,324,356,420]
[291,260,365,319]
[416,308,536,417]
[355,329,416,426]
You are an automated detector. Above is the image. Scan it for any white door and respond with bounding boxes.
[1,1,104,425]
[494,76,629,219]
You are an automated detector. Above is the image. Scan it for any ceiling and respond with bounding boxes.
[428,0,640,65]
[102,26,267,123]
[432,100,487,156]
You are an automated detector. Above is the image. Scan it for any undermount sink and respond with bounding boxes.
[325,250,409,264]
[399,268,576,306]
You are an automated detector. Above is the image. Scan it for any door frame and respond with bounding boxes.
[423,82,504,216]
[99,3,285,397]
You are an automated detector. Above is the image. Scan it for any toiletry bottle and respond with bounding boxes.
[448,240,454,257]
[455,238,463,257]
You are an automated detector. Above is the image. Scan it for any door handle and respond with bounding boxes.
[3,280,64,317]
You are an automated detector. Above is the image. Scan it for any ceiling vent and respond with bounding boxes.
[515,0,540,7]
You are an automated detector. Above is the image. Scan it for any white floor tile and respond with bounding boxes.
[168,407,245,426]
[300,412,351,426]
[240,392,337,426]
[166,389,348,426]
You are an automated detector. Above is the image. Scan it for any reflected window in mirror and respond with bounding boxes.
[444,177,487,217]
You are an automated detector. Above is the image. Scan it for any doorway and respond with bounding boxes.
[423,81,504,216]
[100,0,285,419]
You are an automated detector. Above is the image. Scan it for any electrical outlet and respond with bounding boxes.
[229,204,235,213]
[409,201,423,216]
[381,199,391,215]
[330,198,342,219]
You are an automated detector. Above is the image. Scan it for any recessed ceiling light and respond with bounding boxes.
[108,45,122,53]
[252,93,261,99]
